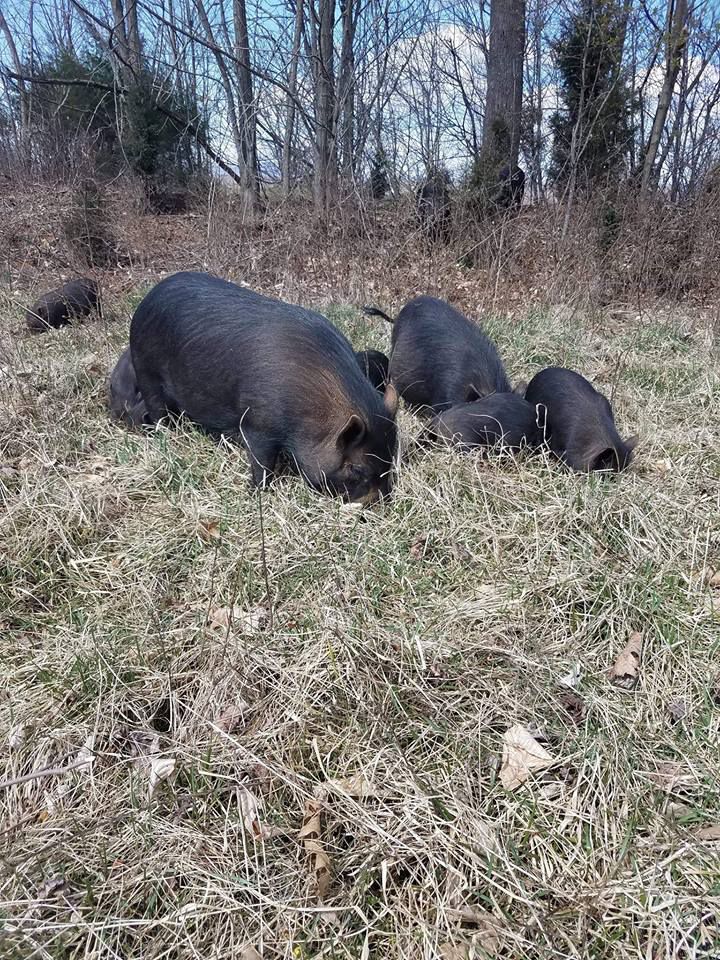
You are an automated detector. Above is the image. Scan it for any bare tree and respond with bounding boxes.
[482,0,526,171]
[309,0,337,216]
[640,0,689,194]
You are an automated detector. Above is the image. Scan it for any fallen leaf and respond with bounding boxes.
[74,735,95,773]
[653,458,673,476]
[608,632,643,689]
[666,700,687,724]
[409,533,428,559]
[557,689,586,725]
[500,724,555,790]
[239,947,262,960]
[299,799,331,899]
[558,662,583,689]
[148,756,176,800]
[439,945,469,960]
[215,700,251,734]
[8,723,28,750]
[648,760,697,794]
[444,907,503,955]
[198,519,221,542]
[237,786,271,840]
[209,604,268,634]
[695,825,720,841]
[324,773,381,798]
[38,875,71,900]
[706,569,720,589]
[450,541,472,562]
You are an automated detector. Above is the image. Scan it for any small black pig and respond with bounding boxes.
[417,174,451,244]
[524,367,638,472]
[429,393,540,451]
[365,296,511,415]
[107,347,147,426]
[355,349,389,391]
[26,278,99,333]
[130,272,399,503]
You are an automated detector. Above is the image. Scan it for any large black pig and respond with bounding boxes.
[365,296,511,415]
[130,272,399,503]
[524,367,638,472]
[355,349,389,391]
[429,393,540,451]
[107,347,147,426]
[26,278,99,333]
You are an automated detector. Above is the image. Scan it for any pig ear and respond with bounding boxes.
[337,414,366,450]
[590,447,620,472]
[383,383,399,418]
[625,434,640,452]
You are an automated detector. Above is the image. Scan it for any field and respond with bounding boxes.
[1,285,719,959]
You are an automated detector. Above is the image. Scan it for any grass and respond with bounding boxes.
[1,289,719,960]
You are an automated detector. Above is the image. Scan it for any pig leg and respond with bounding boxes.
[242,431,281,489]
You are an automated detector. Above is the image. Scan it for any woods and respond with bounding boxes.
[1,0,718,199]
[1,0,719,299]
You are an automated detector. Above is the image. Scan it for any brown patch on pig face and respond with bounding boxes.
[307,386,398,503]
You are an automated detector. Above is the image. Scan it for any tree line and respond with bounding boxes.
[0,0,718,218]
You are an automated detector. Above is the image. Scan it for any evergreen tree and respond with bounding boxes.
[550,0,635,187]
[370,146,389,199]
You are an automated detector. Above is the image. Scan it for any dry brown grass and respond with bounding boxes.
[1,269,719,958]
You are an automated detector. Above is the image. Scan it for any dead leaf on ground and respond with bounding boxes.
[239,947,262,960]
[299,799,331,900]
[237,786,271,840]
[647,760,698,795]
[439,945,469,960]
[215,700,251,734]
[557,689,586,725]
[450,541,472,562]
[608,632,643,689]
[148,756,176,800]
[705,569,720,589]
[666,700,687,724]
[198,519,221,542]
[444,907,503,955]
[324,772,381,798]
[653,458,673,476]
[409,533,428,559]
[73,734,96,774]
[500,724,555,790]
[695,825,720,841]
[209,604,268,634]
[557,662,583,688]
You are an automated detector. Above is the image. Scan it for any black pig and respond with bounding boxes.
[107,347,147,426]
[355,349,389,391]
[365,296,511,415]
[417,173,451,244]
[491,164,526,212]
[130,272,399,503]
[429,393,540,451]
[26,278,99,333]
[524,367,638,472]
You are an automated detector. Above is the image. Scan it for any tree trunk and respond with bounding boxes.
[482,0,526,171]
[0,8,30,147]
[336,0,356,181]
[233,0,259,203]
[194,0,246,186]
[311,0,337,217]
[282,0,304,193]
[640,0,689,196]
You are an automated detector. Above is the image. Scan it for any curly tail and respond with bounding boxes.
[362,305,395,324]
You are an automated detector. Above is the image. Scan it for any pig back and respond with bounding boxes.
[130,272,385,439]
